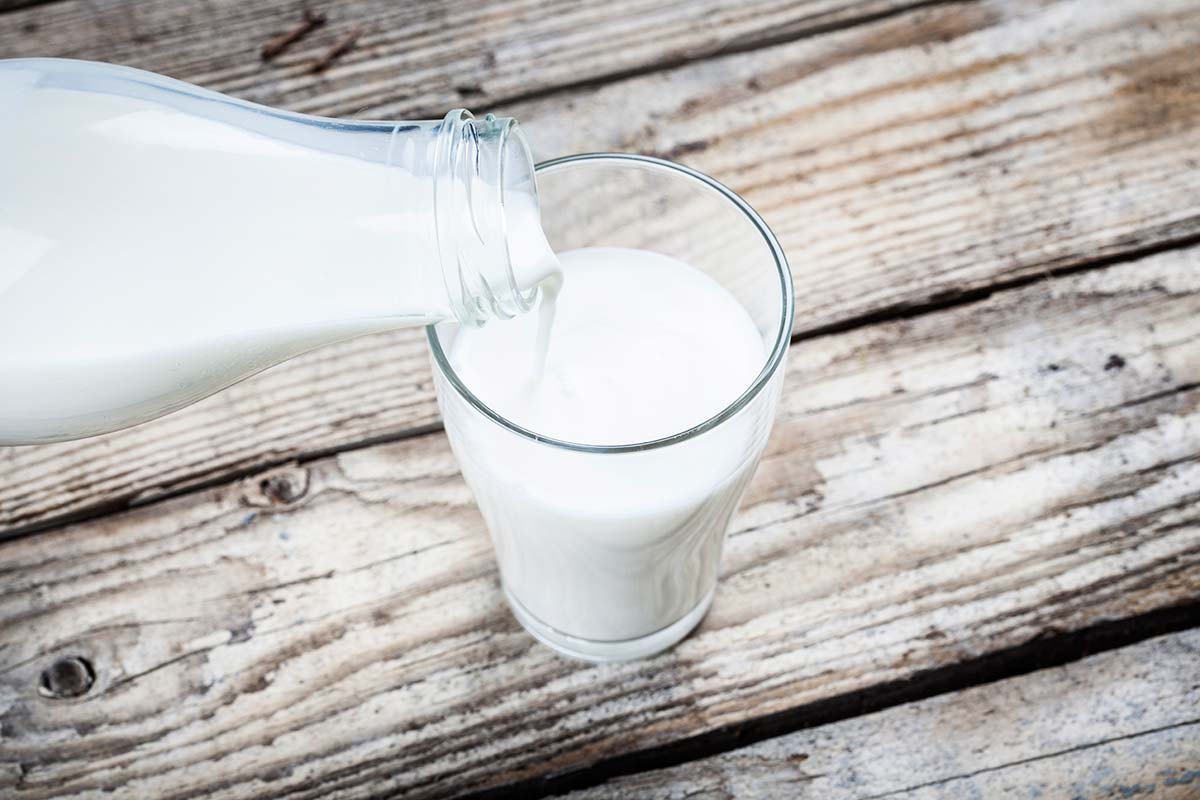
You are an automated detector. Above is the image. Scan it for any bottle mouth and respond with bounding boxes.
[433,109,546,326]
[495,117,551,311]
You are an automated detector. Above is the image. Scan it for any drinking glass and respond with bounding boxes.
[428,154,793,661]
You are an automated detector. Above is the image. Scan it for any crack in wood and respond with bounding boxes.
[1089,382,1200,418]
[104,647,211,694]
[463,601,1200,799]
[7,227,1193,551]
[453,0,980,121]
[853,717,1200,800]
[5,0,1200,541]
[0,0,58,16]
[794,228,1200,343]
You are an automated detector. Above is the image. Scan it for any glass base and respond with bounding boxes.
[504,586,715,663]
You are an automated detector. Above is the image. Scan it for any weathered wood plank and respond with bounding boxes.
[1,247,1197,798]
[0,0,915,118]
[567,630,1200,799]
[0,1,54,15]
[3,0,1199,537]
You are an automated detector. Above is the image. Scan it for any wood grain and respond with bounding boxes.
[4,0,1200,538]
[0,1,48,14]
[2,247,1197,798]
[567,629,1200,799]
[0,0,917,117]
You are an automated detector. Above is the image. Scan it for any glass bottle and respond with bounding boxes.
[0,58,558,444]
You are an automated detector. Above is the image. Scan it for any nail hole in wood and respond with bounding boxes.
[39,656,95,699]
[261,472,305,504]
[243,465,310,508]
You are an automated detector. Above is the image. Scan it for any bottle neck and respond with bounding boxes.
[432,110,558,326]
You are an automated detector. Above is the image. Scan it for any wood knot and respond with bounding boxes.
[243,465,310,508]
[39,656,95,699]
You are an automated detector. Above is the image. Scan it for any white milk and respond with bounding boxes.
[441,247,768,645]
[0,66,556,443]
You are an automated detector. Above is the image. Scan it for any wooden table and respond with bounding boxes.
[2,1,1198,797]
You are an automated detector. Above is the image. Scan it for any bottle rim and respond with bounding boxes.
[433,109,540,326]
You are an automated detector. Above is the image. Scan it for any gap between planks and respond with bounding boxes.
[472,603,1200,799]
[447,0,979,121]
[0,0,933,118]
[1,243,1197,797]
[796,229,1200,341]
[0,0,968,536]
[3,226,1193,546]
[3,0,1200,536]
[2,0,1200,542]
[0,0,56,15]
[559,626,1200,799]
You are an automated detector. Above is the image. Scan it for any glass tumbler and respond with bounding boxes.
[428,154,793,661]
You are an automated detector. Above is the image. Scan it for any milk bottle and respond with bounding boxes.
[0,59,557,444]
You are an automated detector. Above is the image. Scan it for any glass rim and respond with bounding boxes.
[426,152,794,454]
